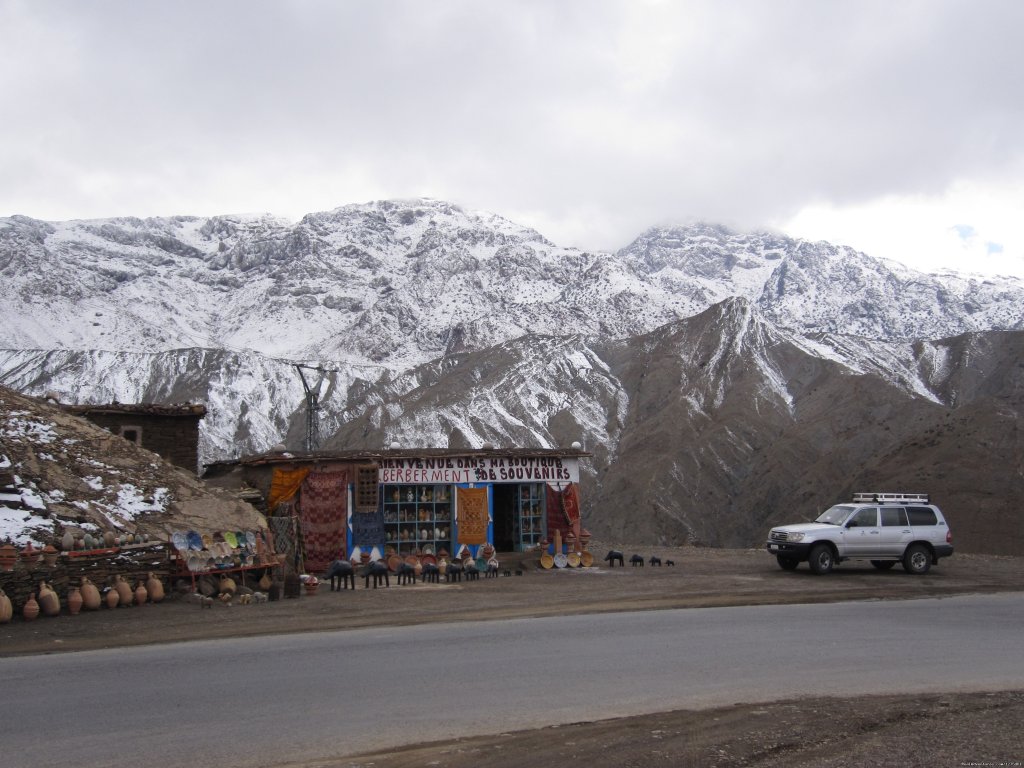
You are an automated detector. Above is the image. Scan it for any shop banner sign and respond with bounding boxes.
[379,456,578,485]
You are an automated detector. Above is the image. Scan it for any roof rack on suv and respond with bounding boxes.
[851,492,930,504]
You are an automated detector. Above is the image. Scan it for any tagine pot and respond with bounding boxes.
[0,543,16,572]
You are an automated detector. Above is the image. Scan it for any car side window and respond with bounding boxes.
[848,507,878,527]
[880,506,909,526]
[907,506,938,526]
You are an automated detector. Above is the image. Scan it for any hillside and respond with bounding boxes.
[0,386,264,546]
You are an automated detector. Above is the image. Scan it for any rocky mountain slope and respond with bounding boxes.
[0,386,264,546]
[2,199,1022,553]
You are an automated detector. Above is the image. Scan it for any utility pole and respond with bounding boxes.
[294,364,336,452]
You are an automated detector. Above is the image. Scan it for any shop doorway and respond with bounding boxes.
[492,484,517,551]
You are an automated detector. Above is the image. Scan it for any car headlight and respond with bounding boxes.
[787,532,805,542]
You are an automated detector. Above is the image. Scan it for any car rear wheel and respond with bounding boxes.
[777,555,800,571]
[903,544,931,574]
[808,543,835,574]
[871,560,897,571]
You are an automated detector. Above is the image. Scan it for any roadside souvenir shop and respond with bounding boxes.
[205,447,589,574]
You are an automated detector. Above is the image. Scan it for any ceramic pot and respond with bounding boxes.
[23,593,40,621]
[38,581,60,617]
[67,587,83,615]
[114,576,133,607]
[0,588,12,623]
[80,577,101,610]
[134,582,148,606]
[219,576,236,595]
[42,545,59,567]
[258,572,273,591]
[61,530,75,552]
[20,542,40,568]
[0,543,16,572]
[146,573,164,603]
[105,588,119,609]
[103,531,116,548]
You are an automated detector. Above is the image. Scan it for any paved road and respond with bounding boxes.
[3,593,1023,767]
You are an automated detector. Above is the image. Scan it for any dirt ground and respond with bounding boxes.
[4,545,1024,767]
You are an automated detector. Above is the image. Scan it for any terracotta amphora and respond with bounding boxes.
[134,582,148,606]
[37,581,60,617]
[105,588,120,609]
[23,593,40,621]
[114,575,133,606]
[0,588,12,623]
[146,573,164,603]
[80,577,101,610]
[67,587,83,615]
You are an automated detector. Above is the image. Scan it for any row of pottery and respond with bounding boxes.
[0,573,166,623]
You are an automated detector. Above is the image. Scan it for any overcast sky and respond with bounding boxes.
[2,0,1022,278]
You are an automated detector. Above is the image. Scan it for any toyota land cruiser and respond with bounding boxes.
[766,492,954,574]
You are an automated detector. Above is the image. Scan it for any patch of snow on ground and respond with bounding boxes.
[0,508,52,545]
[1,412,58,444]
[114,485,171,521]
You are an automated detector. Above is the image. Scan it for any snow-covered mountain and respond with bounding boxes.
[4,200,1022,364]
[2,199,1023,552]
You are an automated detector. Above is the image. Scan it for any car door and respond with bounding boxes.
[843,506,880,557]
[877,506,913,556]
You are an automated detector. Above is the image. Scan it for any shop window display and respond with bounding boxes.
[382,484,452,555]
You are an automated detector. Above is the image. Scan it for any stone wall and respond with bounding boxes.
[0,544,174,612]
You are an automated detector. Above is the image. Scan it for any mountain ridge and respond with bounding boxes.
[2,199,1022,552]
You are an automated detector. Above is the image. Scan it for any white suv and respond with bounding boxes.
[766,492,954,574]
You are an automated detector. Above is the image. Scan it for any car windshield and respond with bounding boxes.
[815,505,855,525]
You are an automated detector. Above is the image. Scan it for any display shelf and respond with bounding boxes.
[516,483,545,550]
[382,484,453,555]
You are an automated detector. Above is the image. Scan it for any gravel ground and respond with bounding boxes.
[3,546,1023,766]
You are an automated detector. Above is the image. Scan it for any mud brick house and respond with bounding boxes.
[204,446,590,574]
[61,402,206,473]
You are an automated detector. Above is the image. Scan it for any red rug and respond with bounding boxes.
[299,469,349,573]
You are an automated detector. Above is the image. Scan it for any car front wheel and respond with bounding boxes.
[903,544,931,574]
[777,555,800,571]
[808,543,835,574]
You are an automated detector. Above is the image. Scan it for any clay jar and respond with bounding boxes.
[134,582,148,606]
[146,573,164,603]
[114,575,133,607]
[37,581,60,617]
[0,588,12,623]
[218,576,236,596]
[67,587,83,615]
[105,588,120,609]
[22,593,40,621]
[80,577,102,610]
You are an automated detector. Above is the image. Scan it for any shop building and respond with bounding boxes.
[204,446,589,574]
